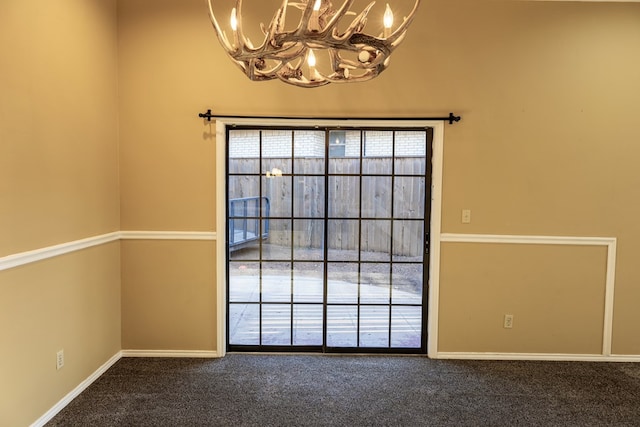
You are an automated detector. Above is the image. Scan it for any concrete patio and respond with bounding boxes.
[229,275,423,349]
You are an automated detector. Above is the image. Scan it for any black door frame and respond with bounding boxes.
[225,125,433,355]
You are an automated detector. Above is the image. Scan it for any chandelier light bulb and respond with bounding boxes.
[383,4,394,30]
[207,0,422,88]
[230,7,237,31]
[307,49,317,68]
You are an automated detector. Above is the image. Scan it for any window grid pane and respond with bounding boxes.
[228,127,428,352]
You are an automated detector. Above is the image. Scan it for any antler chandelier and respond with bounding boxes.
[207,0,421,88]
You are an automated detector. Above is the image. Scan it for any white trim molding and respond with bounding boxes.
[215,117,448,359]
[216,120,228,358]
[0,231,219,273]
[30,351,122,427]
[436,352,640,362]
[426,123,445,359]
[440,233,616,246]
[0,232,120,272]
[31,349,220,426]
[432,233,618,360]
[120,231,217,241]
[121,350,219,358]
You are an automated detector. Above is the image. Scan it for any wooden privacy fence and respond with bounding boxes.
[228,157,427,257]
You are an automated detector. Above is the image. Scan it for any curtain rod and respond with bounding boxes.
[198,109,461,125]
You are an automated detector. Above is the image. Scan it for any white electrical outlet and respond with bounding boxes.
[462,209,472,224]
[56,350,64,370]
[504,314,514,329]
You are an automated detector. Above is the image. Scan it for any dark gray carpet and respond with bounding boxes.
[47,354,640,426]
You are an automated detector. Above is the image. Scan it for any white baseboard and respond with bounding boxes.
[30,349,219,426]
[435,352,640,362]
[30,351,123,427]
[27,348,640,427]
[121,350,219,358]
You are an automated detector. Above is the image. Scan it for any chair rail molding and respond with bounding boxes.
[0,232,121,272]
[119,231,217,241]
[432,233,617,359]
[0,231,218,272]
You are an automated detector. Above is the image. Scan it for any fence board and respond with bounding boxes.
[228,157,426,257]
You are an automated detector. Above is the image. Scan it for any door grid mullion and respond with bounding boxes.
[227,125,429,354]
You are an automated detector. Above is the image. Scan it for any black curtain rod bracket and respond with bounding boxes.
[198,109,461,125]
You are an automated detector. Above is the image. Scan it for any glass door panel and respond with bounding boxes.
[227,127,430,353]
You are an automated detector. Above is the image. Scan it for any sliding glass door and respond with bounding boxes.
[227,126,431,353]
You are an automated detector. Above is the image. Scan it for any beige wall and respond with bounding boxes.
[121,240,216,351]
[0,0,120,425]
[117,0,216,232]
[118,0,640,356]
[0,244,121,427]
[117,0,220,353]
[0,0,120,256]
[439,243,608,354]
[2,0,640,423]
